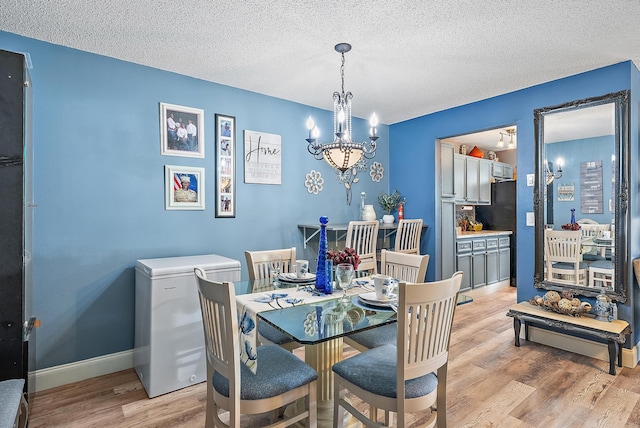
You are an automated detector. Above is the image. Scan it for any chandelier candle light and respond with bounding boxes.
[305,43,379,173]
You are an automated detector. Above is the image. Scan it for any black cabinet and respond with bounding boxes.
[0,49,34,397]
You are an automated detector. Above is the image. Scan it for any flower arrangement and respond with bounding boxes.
[327,247,361,270]
[377,189,406,214]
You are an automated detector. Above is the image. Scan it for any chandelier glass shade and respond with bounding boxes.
[306,43,378,172]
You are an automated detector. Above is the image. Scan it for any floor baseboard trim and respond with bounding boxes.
[31,350,134,392]
[526,325,638,369]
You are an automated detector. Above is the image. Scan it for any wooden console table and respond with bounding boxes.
[506,302,631,375]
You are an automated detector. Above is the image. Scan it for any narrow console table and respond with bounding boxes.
[298,223,401,249]
[506,302,631,375]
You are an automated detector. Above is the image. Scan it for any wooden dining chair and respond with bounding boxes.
[588,260,615,289]
[545,230,587,285]
[394,218,423,254]
[333,272,463,427]
[244,247,296,281]
[194,268,318,428]
[344,249,430,352]
[345,220,379,275]
[244,247,300,351]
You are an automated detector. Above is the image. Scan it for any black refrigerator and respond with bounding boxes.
[475,180,517,287]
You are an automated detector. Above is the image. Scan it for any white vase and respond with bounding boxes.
[382,214,394,224]
[363,205,377,221]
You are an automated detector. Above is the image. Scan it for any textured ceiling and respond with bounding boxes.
[2,0,640,125]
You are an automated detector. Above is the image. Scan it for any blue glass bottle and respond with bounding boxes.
[325,259,333,294]
[315,216,330,293]
[570,208,576,224]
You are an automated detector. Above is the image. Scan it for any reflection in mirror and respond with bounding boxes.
[534,91,628,302]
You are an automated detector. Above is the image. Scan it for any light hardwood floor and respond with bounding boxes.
[29,286,640,427]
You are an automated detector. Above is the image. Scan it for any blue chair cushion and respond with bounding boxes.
[583,254,605,262]
[553,261,587,271]
[213,344,317,400]
[332,344,437,399]
[258,322,295,345]
[347,323,396,349]
[0,379,24,428]
[590,260,614,270]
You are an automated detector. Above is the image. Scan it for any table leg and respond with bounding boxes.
[607,340,616,375]
[286,338,358,428]
[513,317,521,347]
[618,342,623,367]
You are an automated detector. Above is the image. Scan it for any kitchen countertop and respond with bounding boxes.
[457,230,513,239]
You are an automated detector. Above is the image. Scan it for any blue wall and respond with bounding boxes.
[1,32,391,369]
[546,135,615,226]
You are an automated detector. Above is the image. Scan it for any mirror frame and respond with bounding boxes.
[533,90,629,302]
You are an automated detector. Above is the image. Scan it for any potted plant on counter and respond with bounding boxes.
[378,189,406,224]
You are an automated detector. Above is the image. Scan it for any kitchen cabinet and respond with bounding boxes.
[440,143,457,281]
[499,236,511,281]
[453,154,466,203]
[471,239,487,287]
[456,233,511,289]
[453,154,491,205]
[491,161,514,180]
[441,199,457,279]
[485,238,499,285]
[456,240,473,290]
[479,159,492,204]
[456,238,487,289]
[441,143,455,198]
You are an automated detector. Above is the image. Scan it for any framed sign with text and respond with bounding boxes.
[243,130,281,184]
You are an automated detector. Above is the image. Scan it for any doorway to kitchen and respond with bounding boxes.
[437,126,517,293]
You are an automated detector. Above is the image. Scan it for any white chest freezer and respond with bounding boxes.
[134,254,241,398]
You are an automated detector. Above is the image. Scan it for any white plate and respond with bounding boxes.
[278,273,316,283]
[358,291,397,307]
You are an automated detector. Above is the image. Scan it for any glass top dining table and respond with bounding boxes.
[232,277,472,427]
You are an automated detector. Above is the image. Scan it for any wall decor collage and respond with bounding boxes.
[160,102,241,218]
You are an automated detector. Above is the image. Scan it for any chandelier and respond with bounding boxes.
[305,43,378,172]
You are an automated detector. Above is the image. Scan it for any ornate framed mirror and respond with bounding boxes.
[533,90,629,302]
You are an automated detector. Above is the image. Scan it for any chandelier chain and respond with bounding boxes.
[340,52,346,98]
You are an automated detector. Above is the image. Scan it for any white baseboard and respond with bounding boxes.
[31,350,134,392]
[526,325,638,369]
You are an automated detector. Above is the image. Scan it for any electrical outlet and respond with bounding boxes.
[527,174,535,186]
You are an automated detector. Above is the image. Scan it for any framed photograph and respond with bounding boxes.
[215,114,236,217]
[160,102,205,158]
[244,130,282,184]
[165,165,205,210]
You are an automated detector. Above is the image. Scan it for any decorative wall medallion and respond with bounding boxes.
[304,170,324,194]
[370,161,384,182]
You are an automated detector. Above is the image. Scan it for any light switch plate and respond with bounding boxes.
[527,174,535,186]
[526,212,535,226]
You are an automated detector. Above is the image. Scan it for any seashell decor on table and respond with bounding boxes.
[529,290,592,317]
